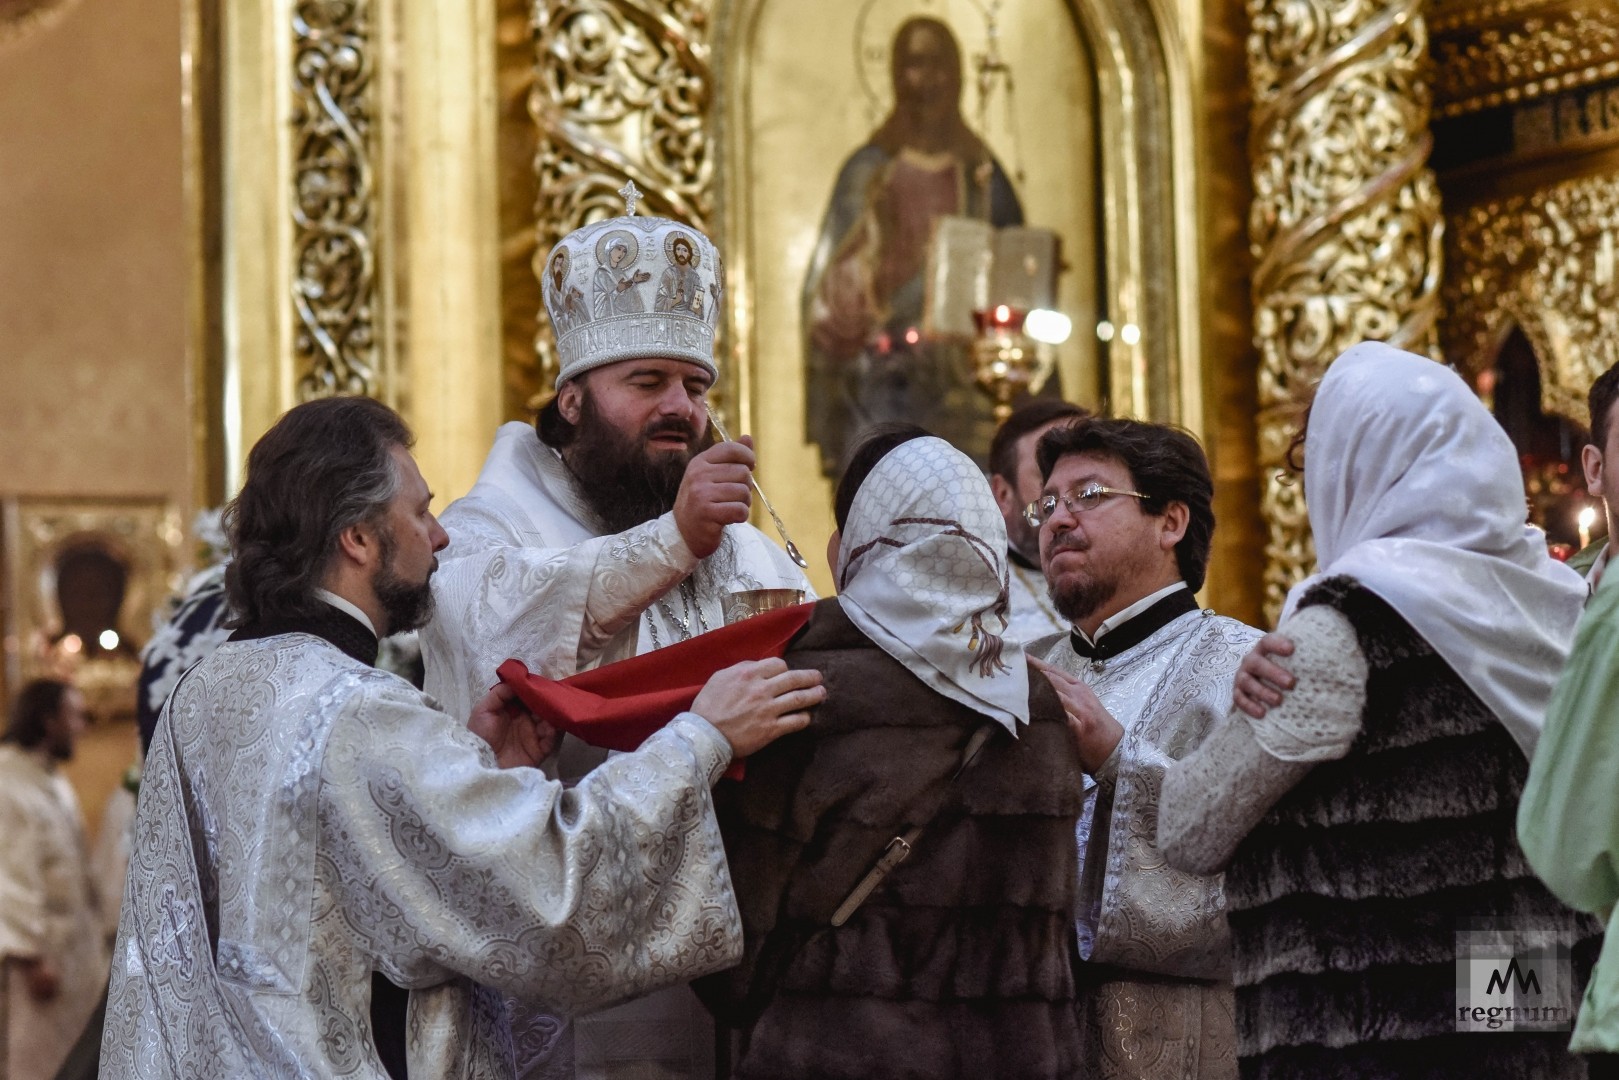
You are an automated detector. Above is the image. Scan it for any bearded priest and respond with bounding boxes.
[100,397,822,1079]
[420,188,812,1079]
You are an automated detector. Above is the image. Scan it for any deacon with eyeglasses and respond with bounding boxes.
[1023,416,1261,1080]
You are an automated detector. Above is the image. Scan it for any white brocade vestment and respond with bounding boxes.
[1036,607,1260,1080]
[0,745,109,1080]
[422,422,812,719]
[1005,552,1065,643]
[420,421,812,1079]
[100,633,741,1079]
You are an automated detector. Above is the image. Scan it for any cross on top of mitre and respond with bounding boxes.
[618,180,643,217]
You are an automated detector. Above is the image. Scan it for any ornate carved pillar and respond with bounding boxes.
[194,0,379,490]
[190,0,500,500]
[1246,0,1445,621]
[1430,0,1619,427]
[530,0,719,398]
[291,0,381,401]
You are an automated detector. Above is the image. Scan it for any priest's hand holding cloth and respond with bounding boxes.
[497,602,817,779]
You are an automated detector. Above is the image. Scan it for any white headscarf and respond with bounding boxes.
[836,436,1029,733]
[1282,342,1586,758]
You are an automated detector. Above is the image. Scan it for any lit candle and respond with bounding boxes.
[1579,506,1597,551]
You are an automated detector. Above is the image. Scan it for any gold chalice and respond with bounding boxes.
[722,588,808,624]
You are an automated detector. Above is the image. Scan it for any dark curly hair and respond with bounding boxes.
[5,679,70,749]
[1035,416,1216,591]
[536,394,576,449]
[987,399,1089,482]
[224,396,413,626]
[1591,362,1619,451]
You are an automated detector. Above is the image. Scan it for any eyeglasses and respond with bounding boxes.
[1023,482,1151,527]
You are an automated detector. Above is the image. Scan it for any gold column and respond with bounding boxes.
[215,0,298,492]
[530,1,720,400]
[1247,0,1445,621]
[394,0,504,504]
[496,0,545,421]
[1197,0,1266,628]
[183,0,227,506]
[190,0,500,502]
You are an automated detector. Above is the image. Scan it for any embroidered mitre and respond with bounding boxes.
[542,198,725,387]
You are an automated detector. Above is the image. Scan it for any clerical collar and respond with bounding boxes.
[1069,583,1197,661]
[1007,545,1040,572]
[228,595,380,668]
[314,588,376,636]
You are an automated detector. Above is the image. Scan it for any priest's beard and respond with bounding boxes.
[1046,534,1119,624]
[566,392,713,535]
[45,732,74,762]
[374,528,437,634]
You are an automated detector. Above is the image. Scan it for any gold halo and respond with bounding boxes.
[663,231,702,269]
[595,228,642,269]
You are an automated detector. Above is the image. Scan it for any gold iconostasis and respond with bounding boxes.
[155,0,1619,626]
[4,0,1618,983]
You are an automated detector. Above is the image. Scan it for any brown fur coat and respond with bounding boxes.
[696,599,1085,1080]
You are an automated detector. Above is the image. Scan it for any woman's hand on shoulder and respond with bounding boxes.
[1233,633,1297,719]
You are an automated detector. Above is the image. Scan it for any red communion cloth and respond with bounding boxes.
[496,602,816,779]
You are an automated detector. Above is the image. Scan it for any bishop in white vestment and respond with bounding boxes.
[420,200,810,1079]
[423,420,808,721]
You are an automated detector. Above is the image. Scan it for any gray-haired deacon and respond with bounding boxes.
[100,396,822,1078]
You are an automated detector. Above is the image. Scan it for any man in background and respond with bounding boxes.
[987,398,1089,642]
[1573,362,1619,586]
[0,678,107,1080]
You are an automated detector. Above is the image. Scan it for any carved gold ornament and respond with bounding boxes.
[1444,173,1619,428]
[292,0,379,400]
[1431,2,1619,120]
[1247,0,1445,622]
[532,0,715,391]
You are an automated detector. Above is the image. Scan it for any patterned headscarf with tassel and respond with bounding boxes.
[836,437,1030,734]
